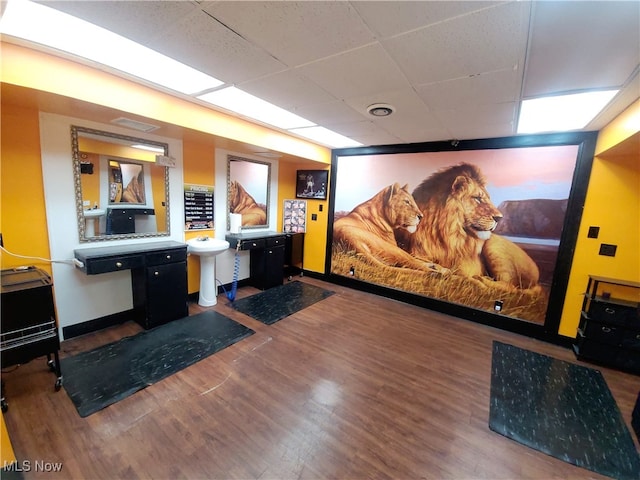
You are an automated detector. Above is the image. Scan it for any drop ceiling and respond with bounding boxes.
[24,1,640,147]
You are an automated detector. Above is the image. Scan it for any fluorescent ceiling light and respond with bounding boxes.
[0,0,223,95]
[289,126,362,149]
[131,144,165,153]
[198,86,315,130]
[517,90,619,134]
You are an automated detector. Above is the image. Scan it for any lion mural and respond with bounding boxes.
[229,180,267,226]
[403,163,539,289]
[333,183,444,273]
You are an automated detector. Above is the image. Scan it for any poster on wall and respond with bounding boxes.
[330,142,591,326]
[283,199,307,233]
[184,184,214,230]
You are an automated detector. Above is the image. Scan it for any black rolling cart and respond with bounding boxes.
[1,267,63,412]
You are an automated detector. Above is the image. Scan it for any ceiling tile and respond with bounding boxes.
[432,102,518,139]
[41,1,198,45]
[416,68,521,110]
[296,43,410,100]
[381,1,529,85]
[239,71,336,110]
[292,100,366,126]
[327,120,403,146]
[202,1,376,67]
[146,9,287,84]
[352,1,501,38]
[523,1,640,96]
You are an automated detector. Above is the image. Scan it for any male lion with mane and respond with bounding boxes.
[403,163,539,289]
[229,180,267,226]
[333,183,443,273]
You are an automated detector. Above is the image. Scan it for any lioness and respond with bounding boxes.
[333,183,442,273]
[404,163,539,289]
[229,180,267,226]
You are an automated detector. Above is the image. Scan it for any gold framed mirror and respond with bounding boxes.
[71,125,170,242]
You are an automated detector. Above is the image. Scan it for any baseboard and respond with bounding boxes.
[62,310,133,340]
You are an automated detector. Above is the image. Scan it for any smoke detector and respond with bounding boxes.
[366,103,395,117]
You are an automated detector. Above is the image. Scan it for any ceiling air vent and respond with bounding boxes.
[110,117,160,132]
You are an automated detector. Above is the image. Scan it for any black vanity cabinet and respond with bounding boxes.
[74,241,188,329]
[226,232,287,290]
[574,275,640,374]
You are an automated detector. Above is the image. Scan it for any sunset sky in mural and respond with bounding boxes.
[334,145,580,212]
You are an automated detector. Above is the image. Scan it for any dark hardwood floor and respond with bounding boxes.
[3,277,639,479]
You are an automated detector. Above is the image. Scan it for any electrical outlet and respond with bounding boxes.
[587,226,600,239]
[311,213,317,221]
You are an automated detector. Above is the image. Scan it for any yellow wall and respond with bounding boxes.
[558,100,640,337]
[277,162,330,273]
[182,139,216,293]
[0,103,52,274]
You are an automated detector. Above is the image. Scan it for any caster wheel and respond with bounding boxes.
[55,378,63,391]
[48,359,56,372]
[1,400,8,413]
[299,272,304,277]
[288,276,293,281]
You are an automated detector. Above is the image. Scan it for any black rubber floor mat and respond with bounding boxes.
[489,341,640,479]
[231,281,334,325]
[61,311,254,417]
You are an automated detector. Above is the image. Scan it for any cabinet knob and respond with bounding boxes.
[252,242,257,247]
[166,255,171,260]
[154,271,159,276]
[116,262,123,268]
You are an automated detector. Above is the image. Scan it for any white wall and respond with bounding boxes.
[40,113,185,339]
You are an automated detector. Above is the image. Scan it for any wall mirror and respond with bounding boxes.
[71,125,170,242]
[227,154,270,230]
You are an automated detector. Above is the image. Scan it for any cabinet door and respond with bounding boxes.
[250,246,285,290]
[146,261,188,327]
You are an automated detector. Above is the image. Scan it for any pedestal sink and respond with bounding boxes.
[83,209,106,237]
[187,237,230,306]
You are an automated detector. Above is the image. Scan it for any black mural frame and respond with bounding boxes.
[324,132,598,344]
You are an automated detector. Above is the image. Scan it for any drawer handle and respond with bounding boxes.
[601,326,612,333]
[116,262,123,268]
[166,255,171,260]
[252,242,257,247]
[605,307,615,314]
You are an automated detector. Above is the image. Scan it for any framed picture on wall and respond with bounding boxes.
[296,170,328,200]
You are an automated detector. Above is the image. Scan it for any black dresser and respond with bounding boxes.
[574,275,640,374]
[74,241,188,329]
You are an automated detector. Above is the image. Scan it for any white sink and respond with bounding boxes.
[186,237,229,256]
[83,208,106,237]
[187,237,230,306]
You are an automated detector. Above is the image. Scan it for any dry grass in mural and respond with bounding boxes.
[331,245,548,324]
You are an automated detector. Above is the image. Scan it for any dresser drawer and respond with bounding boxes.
[622,329,640,351]
[582,320,624,346]
[86,254,144,274]
[146,248,187,266]
[266,236,286,247]
[589,300,639,326]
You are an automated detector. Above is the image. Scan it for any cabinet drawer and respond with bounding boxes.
[86,255,144,274]
[582,320,624,346]
[589,301,639,326]
[266,236,286,247]
[239,239,265,250]
[622,330,640,351]
[146,248,187,266]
